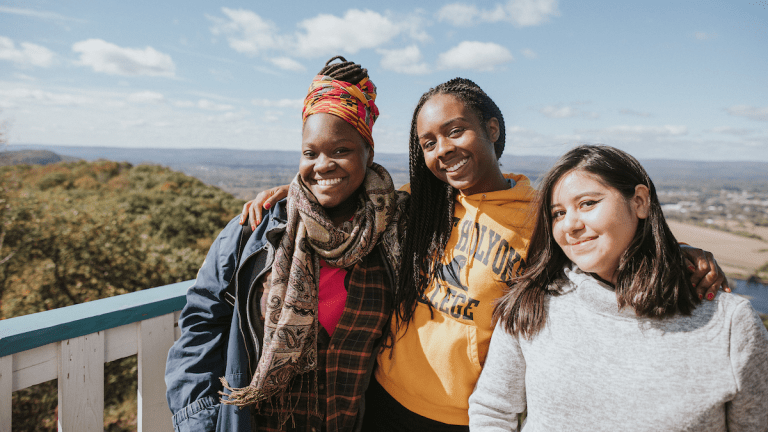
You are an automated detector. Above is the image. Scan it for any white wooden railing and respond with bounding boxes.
[0,280,194,432]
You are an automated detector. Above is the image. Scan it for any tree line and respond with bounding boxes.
[1,160,243,431]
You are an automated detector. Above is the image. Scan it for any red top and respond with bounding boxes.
[318,260,348,335]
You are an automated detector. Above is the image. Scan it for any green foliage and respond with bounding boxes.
[2,160,243,431]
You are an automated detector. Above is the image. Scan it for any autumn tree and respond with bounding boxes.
[1,160,243,430]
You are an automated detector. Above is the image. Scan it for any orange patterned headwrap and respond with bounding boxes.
[302,75,379,148]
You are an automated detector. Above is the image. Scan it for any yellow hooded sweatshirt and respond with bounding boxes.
[375,173,535,425]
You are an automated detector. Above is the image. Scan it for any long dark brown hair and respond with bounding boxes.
[393,78,506,332]
[494,145,699,338]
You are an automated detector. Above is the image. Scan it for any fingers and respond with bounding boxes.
[722,275,731,293]
[682,246,706,291]
[262,190,282,212]
[239,201,252,225]
[689,250,729,301]
[241,190,273,230]
[249,199,262,230]
[240,185,290,230]
[240,199,263,230]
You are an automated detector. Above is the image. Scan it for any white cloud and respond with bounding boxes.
[72,39,175,77]
[209,68,235,82]
[172,98,235,111]
[173,100,195,108]
[619,108,651,117]
[197,99,234,111]
[540,105,598,119]
[209,8,413,59]
[726,105,768,122]
[436,3,480,26]
[498,0,560,26]
[0,36,54,67]
[209,8,282,55]
[127,91,165,104]
[13,73,36,81]
[694,31,717,40]
[399,11,431,43]
[437,0,559,27]
[0,87,95,106]
[0,6,87,23]
[540,105,573,118]
[120,119,147,128]
[708,126,757,136]
[581,125,689,137]
[252,98,303,109]
[269,57,306,72]
[378,45,430,75]
[521,48,537,59]
[206,112,246,123]
[437,41,514,71]
[294,10,400,57]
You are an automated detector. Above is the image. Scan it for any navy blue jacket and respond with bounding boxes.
[165,200,288,432]
[165,199,395,432]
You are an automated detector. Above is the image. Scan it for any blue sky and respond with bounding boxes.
[1,0,767,161]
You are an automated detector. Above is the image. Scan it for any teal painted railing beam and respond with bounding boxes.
[0,279,194,357]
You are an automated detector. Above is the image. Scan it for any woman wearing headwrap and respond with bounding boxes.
[165,56,408,432]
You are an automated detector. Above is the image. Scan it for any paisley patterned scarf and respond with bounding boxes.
[221,163,406,417]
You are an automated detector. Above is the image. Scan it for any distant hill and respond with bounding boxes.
[0,150,79,166]
[7,145,768,196]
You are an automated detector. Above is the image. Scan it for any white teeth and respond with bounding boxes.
[445,158,468,172]
[316,178,342,186]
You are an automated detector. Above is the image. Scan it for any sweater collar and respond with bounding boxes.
[563,264,638,318]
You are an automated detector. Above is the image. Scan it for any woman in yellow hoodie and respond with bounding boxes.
[362,78,534,431]
[241,78,727,432]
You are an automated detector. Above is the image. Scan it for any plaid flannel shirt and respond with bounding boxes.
[255,246,392,432]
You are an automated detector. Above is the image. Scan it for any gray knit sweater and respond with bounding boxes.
[468,265,768,431]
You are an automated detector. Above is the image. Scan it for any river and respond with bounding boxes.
[732,278,768,315]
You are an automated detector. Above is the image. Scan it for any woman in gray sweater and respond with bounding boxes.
[468,145,768,431]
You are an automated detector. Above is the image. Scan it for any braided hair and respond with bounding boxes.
[394,78,507,332]
[317,55,369,84]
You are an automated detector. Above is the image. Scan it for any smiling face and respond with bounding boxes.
[416,93,507,195]
[551,169,650,284]
[300,113,373,216]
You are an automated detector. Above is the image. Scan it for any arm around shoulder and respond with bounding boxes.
[469,321,527,432]
[726,300,768,430]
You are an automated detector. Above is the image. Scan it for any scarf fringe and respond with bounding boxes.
[220,371,320,430]
[219,376,266,407]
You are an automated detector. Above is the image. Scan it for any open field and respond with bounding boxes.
[668,221,768,279]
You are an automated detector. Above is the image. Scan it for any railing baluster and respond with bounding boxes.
[138,313,174,432]
[57,332,104,432]
[0,355,11,432]
[1,280,192,430]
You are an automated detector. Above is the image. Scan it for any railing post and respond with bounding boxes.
[57,332,104,432]
[138,313,174,432]
[0,355,11,432]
